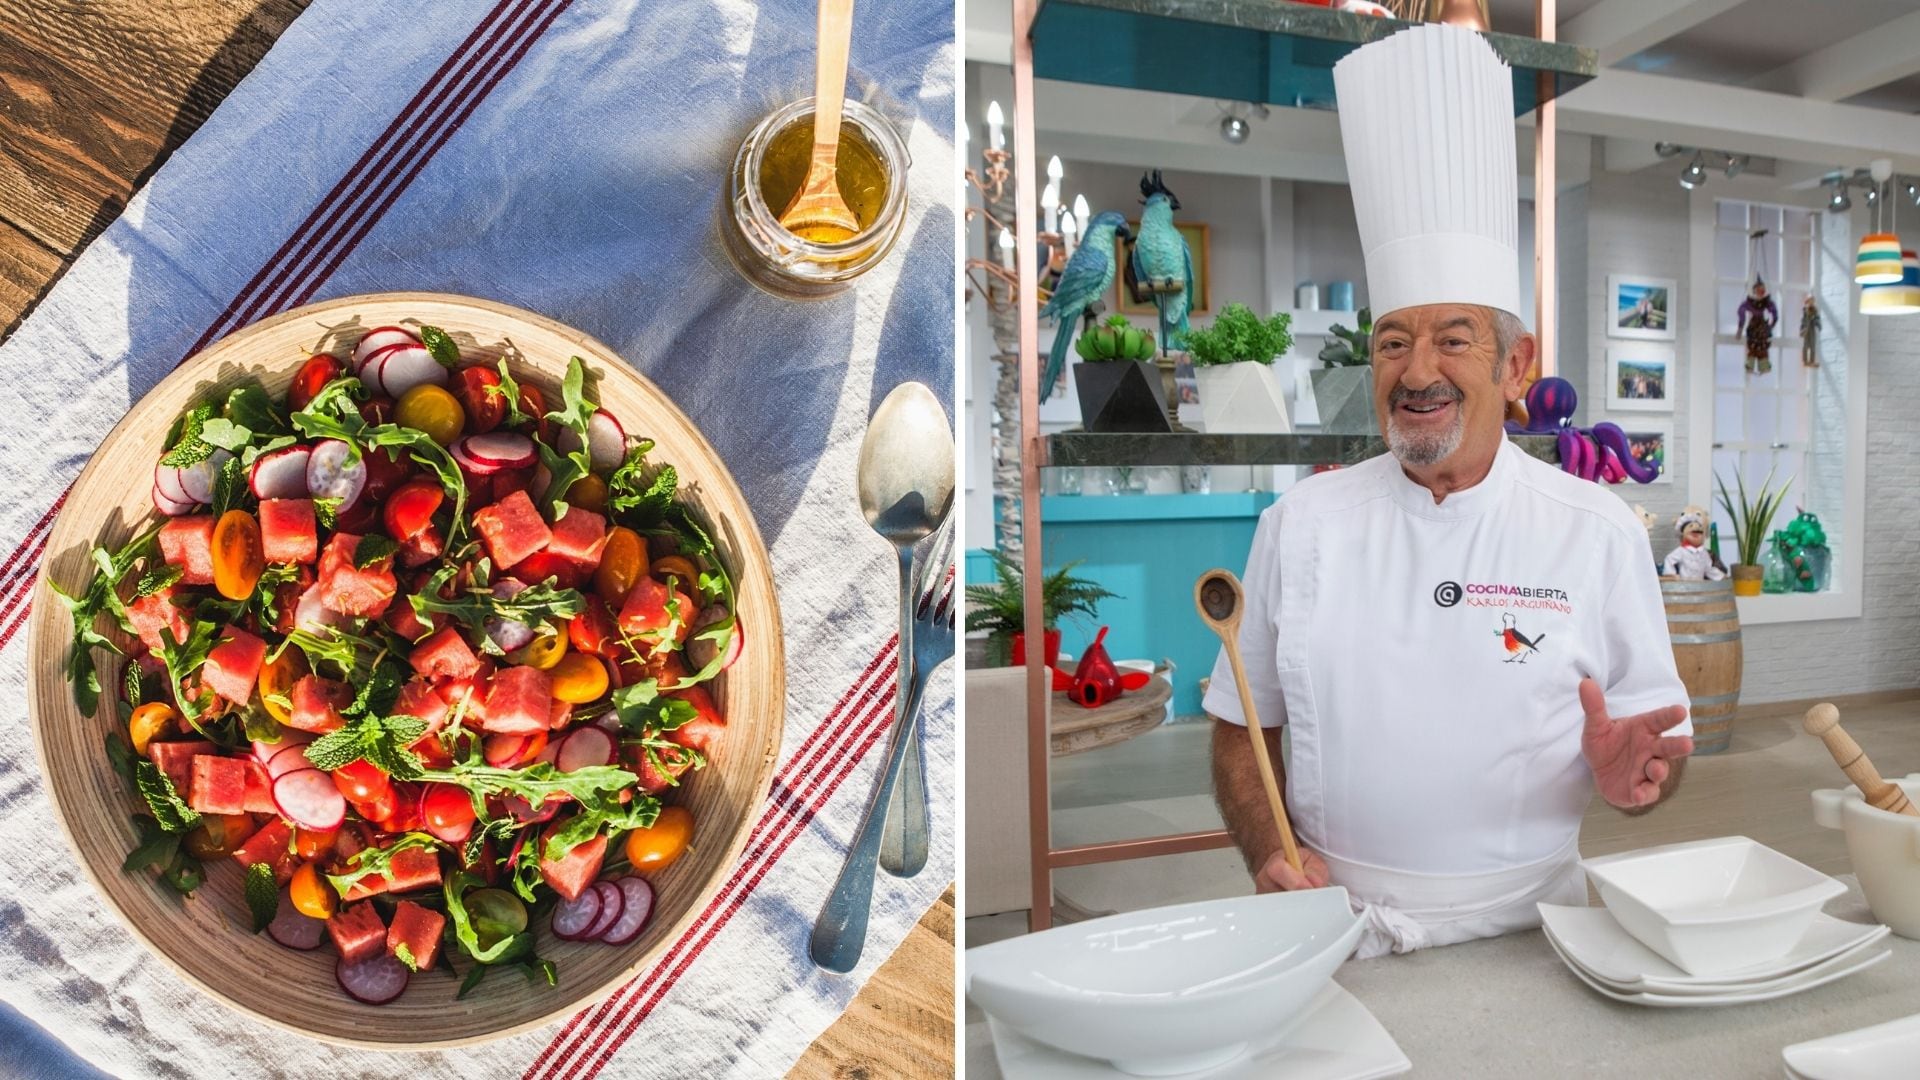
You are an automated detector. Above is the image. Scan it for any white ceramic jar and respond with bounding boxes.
[1812,774,1920,939]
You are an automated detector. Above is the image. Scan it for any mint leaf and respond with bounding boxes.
[304,713,428,779]
[417,324,461,367]
[123,815,180,873]
[135,564,183,598]
[312,496,342,530]
[225,384,289,437]
[209,453,248,517]
[105,729,137,784]
[134,759,201,833]
[354,533,399,569]
[159,404,216,467]
[198,418,254,453]
[245,861,278,931]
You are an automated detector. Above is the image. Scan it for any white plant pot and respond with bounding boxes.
[1193,361,1292,434]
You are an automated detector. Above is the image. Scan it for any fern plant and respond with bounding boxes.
[1715,467,1794,567]
[964,550,1118,641]
[1181,304,1292,367]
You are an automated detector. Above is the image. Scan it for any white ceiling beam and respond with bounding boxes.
[1561,0,1747,68]
[1747,11,1920,102]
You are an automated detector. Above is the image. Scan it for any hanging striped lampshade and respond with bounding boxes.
[1856,232,1904,284]
[1860,250,1920,315]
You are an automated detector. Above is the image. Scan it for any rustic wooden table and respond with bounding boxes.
[1050,677,1172,757]
[0,3,953,1076]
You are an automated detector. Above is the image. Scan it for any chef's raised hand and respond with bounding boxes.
[1579,677,1693,809]
[1255,846,1331,893]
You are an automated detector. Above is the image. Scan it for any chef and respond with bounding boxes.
[1204,23,1694,960]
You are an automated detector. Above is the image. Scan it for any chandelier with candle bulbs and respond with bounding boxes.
[963,101,1087,312]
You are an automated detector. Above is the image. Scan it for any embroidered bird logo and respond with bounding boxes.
[1498,612,1544,663]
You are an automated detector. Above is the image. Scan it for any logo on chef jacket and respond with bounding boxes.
[1436,580,1574,615]
[1433,581,1463,607]
[1497,612,1545,663]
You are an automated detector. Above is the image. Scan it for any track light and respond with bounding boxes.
[1216,102,1269,145]
[1220,114,1250,143]
[1906,181,1920,207]
[1864,184,1880,207]
[1679,153,1707,190]
[1723,154,1748,179]
[1829,181,1851,213]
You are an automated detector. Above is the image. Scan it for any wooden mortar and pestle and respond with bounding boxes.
[1803,702,1919,817]
[1195,569,1305,876]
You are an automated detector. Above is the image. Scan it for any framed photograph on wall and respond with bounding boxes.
[1608,274,1676,340]
[1605,347,1675,412]
[1115,222,1210,318]
[1617,420,1673,484]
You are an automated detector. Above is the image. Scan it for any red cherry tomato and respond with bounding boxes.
[351,785,399,826]
[454,366,506,433]
[423,783,478,842]
[517,384,553,443]
[567,598,619,657]
[513,550,583,590]
[362,445,414,502]
[289,355,343,411]
[384,479,445,541]
[359,398,394,426]
[333,758,393,803]
[381,782,426,833]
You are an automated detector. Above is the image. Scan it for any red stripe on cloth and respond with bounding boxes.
[0,530,52,652]
[0,491,65,585]
[523,642,900,1078]
[549,680,906,1080]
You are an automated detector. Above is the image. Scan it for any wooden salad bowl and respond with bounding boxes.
[24,292,784,1047]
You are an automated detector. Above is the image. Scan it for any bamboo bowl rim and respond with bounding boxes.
[25,291,785,1048]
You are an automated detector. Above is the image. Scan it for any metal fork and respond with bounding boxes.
[809,560,955,973]
[880,519,954,878]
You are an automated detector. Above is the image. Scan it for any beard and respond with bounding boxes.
[1385,381,1466,467]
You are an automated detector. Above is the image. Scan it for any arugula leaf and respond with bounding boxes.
[417,761,638,808]
[159,403,216,467]
[162,853,204,895]
[543,796,660,864]
[247,562,300,627]
[245,861,278,932]
[50,522,164,714]
[417,324,461,367]
[544,356,598,441]
[462,815,518,866]
[325,832,442,898]
[197,418,254,453]
[157,621,221,722]
[105,730,137,784]
[225,383,289,437]
[444,870,528,965]
[123,815,180,874]
[611,680,698,733]
[304,714,429,779]
[605,441,674,524]
[354,533,399,569]
[394,941,419,971]
[341,653,407,722]
[409,576,584,637]
[489,357,532,427]
[531,356,597,518]
[133,759,201,833]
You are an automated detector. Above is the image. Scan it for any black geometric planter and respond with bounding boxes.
[1074,361,1173,433]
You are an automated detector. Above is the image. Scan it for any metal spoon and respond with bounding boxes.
[856,382,953,878]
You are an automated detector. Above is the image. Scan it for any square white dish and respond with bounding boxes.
[1782,1012,1920,1080]
[1536,904,1889,990]
[1580,836,1845,975]
[986,981,1410,1080]
[1543,930,1888,1007]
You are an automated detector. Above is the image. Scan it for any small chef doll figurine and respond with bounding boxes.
[1661,507,1726,581]
[1737,276,1779,375]
[1800,295,1821,368]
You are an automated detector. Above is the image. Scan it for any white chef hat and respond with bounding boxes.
[1333,24,1520,319]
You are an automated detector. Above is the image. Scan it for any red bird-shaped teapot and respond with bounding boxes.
[1051,626,1152,708]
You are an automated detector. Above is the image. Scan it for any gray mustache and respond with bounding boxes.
[1389,383,1465,408]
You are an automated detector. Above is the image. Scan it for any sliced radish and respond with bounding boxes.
[485,579,535,652]
[361,345,398,398]
[273,767,346,830]
[549,885,603,941]
[253,730,315,764]
[377,344,446,399]
[336,953,410,1005]
[353,326,418,370]
[461,432,537,470]
[154,462,193,504]
[266,742,316,779]
[504,794,560,824]
[558,410,626,473]
[581,880,625,940]
[249,445,312,499]
[534,736,565,768]
[178,448,234,505]
[450,440,500,476]
[152,481,197,517]
[686,608,742,673]
[305,440,367,510]
[599,877,655,945]
[267,890,326,950]
[557,728,614,772]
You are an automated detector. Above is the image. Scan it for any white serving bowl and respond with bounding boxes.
[1812,774,1920,939]
[966,888,1363,1076]
[1581,836,1844,975]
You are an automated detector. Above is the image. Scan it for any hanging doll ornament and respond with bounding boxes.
[1800,295,1821,367]
[1737,229,1779,375]
[1662,506,1727,581]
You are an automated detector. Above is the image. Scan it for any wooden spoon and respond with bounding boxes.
[1194,569,1304,875]
[1804,703,1919,816]
[778,0,861,244]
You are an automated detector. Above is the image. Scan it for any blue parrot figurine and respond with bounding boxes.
[1038,210,1131,402]
[1127,169,1192,353]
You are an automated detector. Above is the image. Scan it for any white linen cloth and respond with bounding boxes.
[0,1,955,1077]
[1205,439,1689,954]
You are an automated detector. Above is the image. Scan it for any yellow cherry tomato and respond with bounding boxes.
[394,383,466,446]
[508,628,569,670]
[211,509,265,601]
[257,648,308,724]
[292,826,338,860]
[625,805,693,873]
[568,473,608,512]
[651,555,697,586]
[548,653,609,704]
[290,861,337,919]
[594,527,646,604]
[128,702,177,756]
[183,813,253,860]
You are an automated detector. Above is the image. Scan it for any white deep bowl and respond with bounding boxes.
[1812,774,1920,939]
[966,888,1363,1076]
[1581,836,1844,975]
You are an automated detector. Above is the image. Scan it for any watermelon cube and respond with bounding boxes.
[188,754,249,815]
[618,575,692,646]
[629,741,693,794]
[666,685,726,756]
[388,899,447,971]
[232,817,297,885]
[287,675,352,733]
[327,902,388,964]
[538,828,606,903]
[481,665,552,735]
[125,588,192,655]
[316,532,397,617]
[147,739,216,796]
[240,758,276,814]
[392,678,451,735]
[259,499,318,564]
[472,489,552,570]
[384,593,441,642]
[342,843,444,900]
[545,507,608,571]
[410,626,480,680]
[157,516,217,585]
[201,625,267,705]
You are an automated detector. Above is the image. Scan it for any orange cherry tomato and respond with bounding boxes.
[594,527,646,604]
[567,473,607,512]
[395,384,466,446]
[651,555,698,586]
[257,649,307,724]
[517,384,553,444]
[184,813,253,860]
[383,479,445,542]
[128,702,176,755]
[292,826,339,860]
[625,805,693,873]
[290,862,337,918]
[549,654,609,704]
[211,510,265,601]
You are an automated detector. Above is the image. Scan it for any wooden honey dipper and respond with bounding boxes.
[1803,703,1919,817]
[1195,569,1304,875]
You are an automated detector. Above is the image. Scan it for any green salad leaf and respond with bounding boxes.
[245,861,278,932]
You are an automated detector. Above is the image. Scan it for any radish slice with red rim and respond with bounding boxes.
[534,735,564,768]
[152,482,197,517]
[305,439,366,510]
[266,742,313,779]
[353,326,418,370]
[460,432,536,469]
[599,876,655,945]
[549,885,603,940]
[557,727,614,772]
[559,410,627,472]
[581,880,625,940]
[272,767,346,830]
[154,462,193,504]
[336,953,410,1005]
[503,794,558,824]
[377,344,446,399]
[450,439,502,476]
[267,890,326,950]
[253,730,314,764]
[177,449,233,505]
[686,606,741,673]
[249,445,312,499]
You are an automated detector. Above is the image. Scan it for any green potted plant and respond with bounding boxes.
[965,550,1119,667]
[1310,307,1378,435]
[1072,314,1170,433]
[1715,467,1794,597]
[1183,303,1294,434]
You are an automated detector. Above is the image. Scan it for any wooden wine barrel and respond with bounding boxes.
[1660,577,1743,754]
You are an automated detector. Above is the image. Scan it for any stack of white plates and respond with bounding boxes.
[1782,1012,1920,1079]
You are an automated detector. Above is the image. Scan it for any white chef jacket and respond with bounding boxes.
[1204,437,1690,956]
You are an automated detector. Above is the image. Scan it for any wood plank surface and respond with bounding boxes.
[0,1,956,1074]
